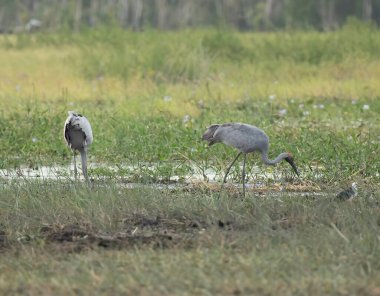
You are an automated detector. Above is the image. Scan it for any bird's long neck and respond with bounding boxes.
[261,149,288,166]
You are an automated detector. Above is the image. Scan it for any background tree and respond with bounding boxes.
[0,0,378,32]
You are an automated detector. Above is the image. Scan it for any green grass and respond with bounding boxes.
[1,25,380,184]
[1,97,379,183]
[0,23,380,295]
[0,181,379,294]
[1,26,380,294]
[0,24,380,181]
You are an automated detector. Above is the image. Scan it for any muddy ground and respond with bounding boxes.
[0,214,242,254]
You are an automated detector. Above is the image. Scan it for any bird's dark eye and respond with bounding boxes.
[78,114,83,117]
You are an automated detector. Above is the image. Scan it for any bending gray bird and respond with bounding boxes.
[336,183,357,201]
[64,111,93,182]
[202,123,300,196]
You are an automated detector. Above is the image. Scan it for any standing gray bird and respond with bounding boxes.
[202,123,300,196]
[64,111,93,182]
[336,183,357,201]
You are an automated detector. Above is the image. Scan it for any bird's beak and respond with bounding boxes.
[285,158,300,177]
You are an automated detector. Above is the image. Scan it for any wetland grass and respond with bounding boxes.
[0,26,379,183]
[0,181,379,294]
[1,24,380,294]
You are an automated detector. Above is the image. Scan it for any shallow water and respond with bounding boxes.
[0,163,280,182]
[0,163,322,194]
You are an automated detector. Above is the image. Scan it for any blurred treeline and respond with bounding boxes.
[0,0,379,33]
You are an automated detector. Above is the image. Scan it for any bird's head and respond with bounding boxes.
[201,124,220,145]
[284,152,300,177]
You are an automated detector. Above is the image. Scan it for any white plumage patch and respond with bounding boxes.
[64,111,93,148]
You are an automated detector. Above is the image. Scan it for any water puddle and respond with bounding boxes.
[0,163,322,193]
[0,163,277,181]
[0,165,72,180]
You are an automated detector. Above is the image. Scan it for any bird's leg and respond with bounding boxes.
[223,152,242,184]
[80,148,89,183]
[242,153,247,197]
[218,152,242,198]
[73,151,78,180]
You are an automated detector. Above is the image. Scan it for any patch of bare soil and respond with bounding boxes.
[4,215,236,254]
[185,180,321,195]
[38,222,185,253]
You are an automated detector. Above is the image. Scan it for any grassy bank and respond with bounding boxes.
[0,181,379,294]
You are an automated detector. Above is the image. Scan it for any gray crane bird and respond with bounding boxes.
[336,183,357,201]
[64,111,93,182]
[202,123,300,196]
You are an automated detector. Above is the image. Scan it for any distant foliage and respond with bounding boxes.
[0,0,379,33]
[72,25,380,81]
[3,24,380,81]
